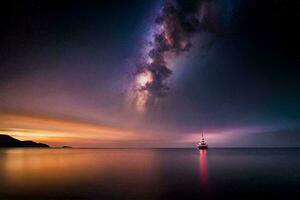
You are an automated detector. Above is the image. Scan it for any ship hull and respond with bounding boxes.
[198,146,208,150]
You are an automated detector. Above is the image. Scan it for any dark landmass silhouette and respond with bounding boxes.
[0,134,49,148]
[62,146,72,148]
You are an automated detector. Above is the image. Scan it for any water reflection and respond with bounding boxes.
[1,148,300,199]
[0,148,161,199]
[199,149,207,192]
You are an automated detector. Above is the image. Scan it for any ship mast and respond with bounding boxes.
[201,130,205,144]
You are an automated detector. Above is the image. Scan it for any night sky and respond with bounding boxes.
[0,0,299,147]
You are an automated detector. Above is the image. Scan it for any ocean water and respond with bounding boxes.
[0,148,299,200]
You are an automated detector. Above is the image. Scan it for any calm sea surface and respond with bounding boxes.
[0,148,299,200]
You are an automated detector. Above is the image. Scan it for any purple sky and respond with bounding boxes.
[0,0,299,147]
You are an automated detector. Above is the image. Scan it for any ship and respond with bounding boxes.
[198,131,208,150]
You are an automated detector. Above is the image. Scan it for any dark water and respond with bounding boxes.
[0,148,299,200]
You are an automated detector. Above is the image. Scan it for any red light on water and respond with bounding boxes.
[199,150,207,191]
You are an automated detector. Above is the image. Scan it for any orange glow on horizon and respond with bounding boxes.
[0,113,261,148]
[0,113,151,147]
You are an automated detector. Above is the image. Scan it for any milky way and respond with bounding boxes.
[131,0,216,113]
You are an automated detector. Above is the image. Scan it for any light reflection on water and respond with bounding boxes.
[199,149,207,192]
[0,149,161,199]
[0,148,300,199]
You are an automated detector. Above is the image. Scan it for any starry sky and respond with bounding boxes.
[0,0,299,147]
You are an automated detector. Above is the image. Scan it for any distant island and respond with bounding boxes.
[62,146,72,148]
[0,134,49,148]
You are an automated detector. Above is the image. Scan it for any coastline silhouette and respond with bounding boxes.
[0,134,49,148]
